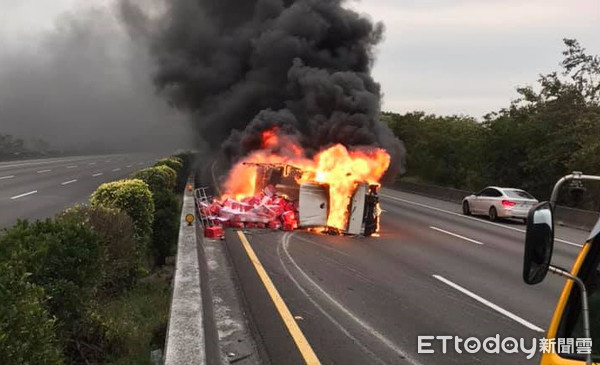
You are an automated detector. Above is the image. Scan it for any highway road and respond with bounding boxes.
[223,188,591,365]
[0,154,158,228]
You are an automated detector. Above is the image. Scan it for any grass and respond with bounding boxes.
[101,267,173,365]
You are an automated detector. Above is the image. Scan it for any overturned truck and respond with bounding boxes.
[199,162,381,237]
[253,162,380,236]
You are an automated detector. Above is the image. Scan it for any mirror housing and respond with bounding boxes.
[523,202,554,285]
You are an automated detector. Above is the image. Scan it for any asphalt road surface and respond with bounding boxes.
[0,154,158,228]
[225,188,591,365]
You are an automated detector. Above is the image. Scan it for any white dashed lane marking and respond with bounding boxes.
[433,275,544,333]
[11,190,38,200]
[430,226,484,245]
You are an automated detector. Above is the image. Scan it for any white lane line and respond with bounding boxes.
[0,175,15,180]
[281,232,424,365]
[112,168,121,172]
[381,193,582,248]
[88,162,96,166]
[61,179,77,185]
[430,226,484,245]
[92,173,103,177]
[37,169,51,174]
[277,236,389,365]
[126,164,133,168]
[66,165,77,169]
[433,275,544,333]
[11,190,38,200]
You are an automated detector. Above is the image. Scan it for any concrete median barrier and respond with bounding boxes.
[164,186,206,365]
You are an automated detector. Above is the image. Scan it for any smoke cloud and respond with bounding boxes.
[0,4,193,153]
[125,0,406,179]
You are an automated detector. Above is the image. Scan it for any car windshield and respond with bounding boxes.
[503,190,535,200]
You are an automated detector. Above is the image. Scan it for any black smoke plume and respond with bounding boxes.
[125,0,406,179]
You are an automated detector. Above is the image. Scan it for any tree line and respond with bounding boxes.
[0,134,55,161]
[384,39,600,205]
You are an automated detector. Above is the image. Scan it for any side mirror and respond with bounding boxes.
[523,202,554,285]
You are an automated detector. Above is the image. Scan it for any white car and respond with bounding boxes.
[462,187,538,222]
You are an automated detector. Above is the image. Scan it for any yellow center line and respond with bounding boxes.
[236,231,321,365]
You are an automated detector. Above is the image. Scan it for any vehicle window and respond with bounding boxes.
[504,190,535,199]
[481,188,502,197]
[479,188,498,197]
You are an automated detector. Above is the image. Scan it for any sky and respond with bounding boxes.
[0,0,599,129]
[349,0,600,117]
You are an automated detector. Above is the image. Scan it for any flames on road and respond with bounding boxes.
[221,128,390,230]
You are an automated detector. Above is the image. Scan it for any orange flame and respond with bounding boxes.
[261,128,280,149]
[221,128,390,230]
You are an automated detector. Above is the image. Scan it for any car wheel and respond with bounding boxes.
[462,201,471,215]
[489,206,498,222]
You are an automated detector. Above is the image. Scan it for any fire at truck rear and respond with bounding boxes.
[198,128,388,237]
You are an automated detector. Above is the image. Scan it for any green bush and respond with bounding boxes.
[173,152,193,173]
[133,164,181,265]
[60,205,139,296]
[155,158,183,174]
[156,165,177,190]
[97,272,171,364]
[90,179,154,244]
[0,262,63,365]
[133,166,176,193]
[156,157,187,191]
[0,219,103,352]
[151,189,181,265]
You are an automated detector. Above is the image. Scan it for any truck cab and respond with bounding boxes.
[523,173,600,364]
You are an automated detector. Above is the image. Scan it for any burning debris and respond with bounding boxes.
[199,128,387,237]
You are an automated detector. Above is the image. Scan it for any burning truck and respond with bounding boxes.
[199,128,390,238]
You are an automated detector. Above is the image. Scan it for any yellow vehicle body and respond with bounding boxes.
[541,242,593,365]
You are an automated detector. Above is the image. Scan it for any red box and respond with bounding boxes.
[230,221,245,229]
[204,226,223,239]
[268,221,281,230]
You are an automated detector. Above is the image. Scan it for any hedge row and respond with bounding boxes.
[133,163,180,265]
[0,152,194,365]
